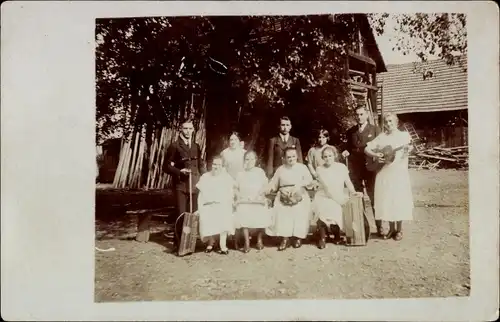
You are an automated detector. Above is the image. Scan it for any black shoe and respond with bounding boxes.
[383,230,396,240]
[219,249,229,255]
[293,238,302,249]
[205,246,214,253]
[278,238,288,251]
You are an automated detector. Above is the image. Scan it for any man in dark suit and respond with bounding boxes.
[163,119,206,249]
[266,116,303,178]
[341,106,383,236]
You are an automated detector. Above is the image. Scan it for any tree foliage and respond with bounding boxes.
[368,13,467,69]
[95,15,360,150]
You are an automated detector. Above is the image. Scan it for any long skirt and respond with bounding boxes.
[266,192,312,239]
[312,191,345,230]
[374,162,414,221]
[198,203,235,239]
[234,203,272,229]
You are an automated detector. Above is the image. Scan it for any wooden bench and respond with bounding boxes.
[126,207,177,242]
[96,187,177,242]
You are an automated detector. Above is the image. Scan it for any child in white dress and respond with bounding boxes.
[312,147,362,248]
[234,150,271,253]
[364,113,414,241]
[196,155,236,254]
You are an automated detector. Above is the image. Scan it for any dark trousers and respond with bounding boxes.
[350,166,380,228]
[170,189,198,244]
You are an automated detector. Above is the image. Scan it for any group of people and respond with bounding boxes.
[163,106,414,255]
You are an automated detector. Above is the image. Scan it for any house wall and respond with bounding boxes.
[397,109,468,148]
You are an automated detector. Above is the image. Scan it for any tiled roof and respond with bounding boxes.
[377,56,467,114]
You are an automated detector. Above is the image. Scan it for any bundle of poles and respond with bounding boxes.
[112,97,206,190]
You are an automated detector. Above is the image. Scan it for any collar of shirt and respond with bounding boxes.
[358,122,368,133]
[279,134,290,143]
[180,135,191,147]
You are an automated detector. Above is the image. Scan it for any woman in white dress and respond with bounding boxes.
[234,150,271,253]
[306,129,339,180]
[196,155,236,254]
[364,113,414,241]
[266,147,314,251]
[312,147,362,248]
[221,132,246,180]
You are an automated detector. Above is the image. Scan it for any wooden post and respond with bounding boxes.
[136,214,152,242]
[378,83,384,131]
[371,65,378,127]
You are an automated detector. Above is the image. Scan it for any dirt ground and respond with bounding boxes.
[94,169,470,301]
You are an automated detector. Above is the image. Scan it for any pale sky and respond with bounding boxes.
[372,16,439,66]
[375,33,420,65]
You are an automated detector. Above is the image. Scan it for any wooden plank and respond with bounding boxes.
[112,138,126,187]
[135,214,152,242]
[416,153,457,162]
[177,212,200,256]
[348,69,366,77]
[126,207,174,215]
[348,50,376,66]
[347,79,379,91]
[342,194,369,246]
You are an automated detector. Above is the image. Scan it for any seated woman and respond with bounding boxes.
[196,155,236,255]
[266,147,314,251]
[312,146,362,248]
[234,150,271,253]
[364,112,414,241]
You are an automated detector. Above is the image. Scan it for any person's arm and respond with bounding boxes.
[163,143,182,177]
[398,132,412,161]
[295,138,304,163]
[265,166,280,193]
[257,169,270,197]
[298,164,313,189]
[364,135,383,160]
[266,138,275,178]
[344,166,362,196]
[196,175,206,209]
[340,128,353,158]
[306,148,318,179]
[315,167,334,199]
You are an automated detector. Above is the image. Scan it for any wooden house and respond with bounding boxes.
[377,56,468,148]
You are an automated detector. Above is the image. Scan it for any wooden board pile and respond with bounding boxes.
[410,145,468,170]
[112,92,207,190]
[112,123,206,189]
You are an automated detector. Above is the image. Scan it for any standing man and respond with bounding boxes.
[163,119,206,252]
[341,105,383,236]
[266,116,303,178]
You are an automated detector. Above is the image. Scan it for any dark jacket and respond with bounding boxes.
[163,138,206,193]
[266,135,303,178]
[342,123,380,172]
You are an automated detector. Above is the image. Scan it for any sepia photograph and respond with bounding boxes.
[94,13,470,301]
[1,1,498,321]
